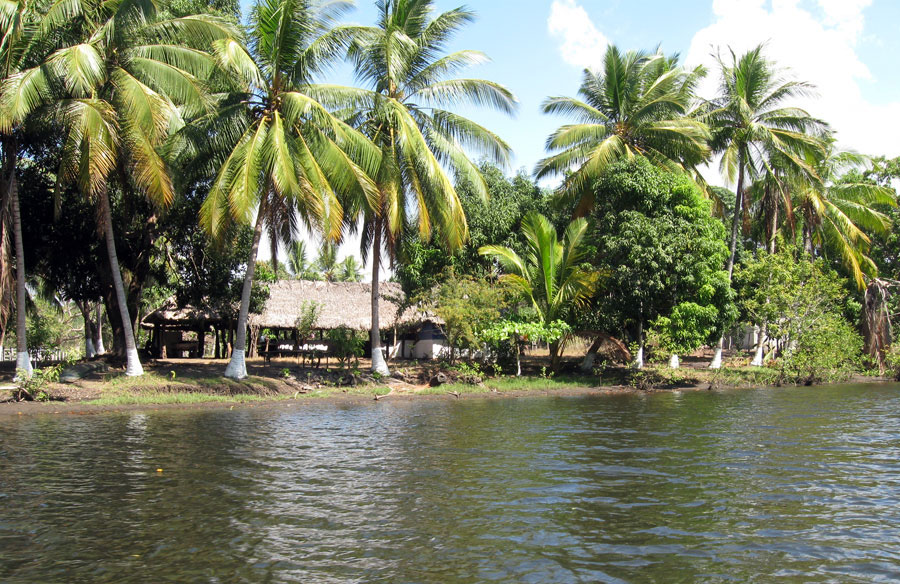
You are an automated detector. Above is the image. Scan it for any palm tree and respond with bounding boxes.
[702,45,827,368]
[479,212,597,370]
[3,0,239,376]
[795,145,896,289]
[199,0,377,379]
[704,45,827,278]
[287,240,317,279]
[315,240,338,281]
[337,255,361,281]
[536,46,710,216]
[345,0,516,374]
[0,0,51,376]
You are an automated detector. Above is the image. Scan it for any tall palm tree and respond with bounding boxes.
[0,0,42,376]
[479,212,597,369]
[345,0,516,374]
[794,145,896,289]
[199,0,377,379]
[536,46,710,216]
[3,0,240,376]
[704,44,827,278]
[702,44,827,368]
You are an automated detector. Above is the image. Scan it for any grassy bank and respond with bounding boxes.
[2,356,883,414]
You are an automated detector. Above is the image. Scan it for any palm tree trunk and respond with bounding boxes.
[9,152,32,377]
[767,187,777,255]
[224,196,268,379]
[99,188,143,376]
[370,218,389,375]
[712,153,746,370]
[79,302,96,359]
[94,304,105,354]
[726,155,746,279]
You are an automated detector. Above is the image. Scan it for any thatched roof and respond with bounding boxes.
[142,299,224,328]
[248,280,435,331]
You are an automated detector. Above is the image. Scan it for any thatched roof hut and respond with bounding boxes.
[141,299,224,329]
[248,280,434,331]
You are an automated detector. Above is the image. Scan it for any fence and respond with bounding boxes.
[0,347,68,364]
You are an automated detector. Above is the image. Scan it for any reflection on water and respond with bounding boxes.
[2,384,900,583]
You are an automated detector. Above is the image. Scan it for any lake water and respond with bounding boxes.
[1,384,899,583]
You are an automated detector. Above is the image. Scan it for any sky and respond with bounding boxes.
[253,0,900,275]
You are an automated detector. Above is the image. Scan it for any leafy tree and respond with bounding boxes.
[345,0,516,375]
[418,273,510,364]
[479,211,597,369]
[479,319,571,377]
[395,163,552,296]
[735,248,861,383]
[285,240,321,280]
[589,158,735,366]
[536,45,710,215]
[199,0,377,379]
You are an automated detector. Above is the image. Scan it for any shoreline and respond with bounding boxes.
[2,373,894,418]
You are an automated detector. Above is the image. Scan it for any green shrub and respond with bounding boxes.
[326,326,365,370]
[778,312,862,385]
[13,365,62,402]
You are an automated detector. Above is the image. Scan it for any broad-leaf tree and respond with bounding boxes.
[344,0,516,374]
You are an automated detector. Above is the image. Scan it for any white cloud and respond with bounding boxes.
[686,0,900,159]
[547,0,609,69]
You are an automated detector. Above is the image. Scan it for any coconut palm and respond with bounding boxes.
[702,44,827,368]
[2,0,241,376]
[0,0,42,376]
[794,145,896,289]
[337,255,361,281]
[479,211,597,369]
[286,240,318,279]
[536,45,710,216]
[315,240,338,281]
[704,45,827,278]
[344,0,516,374]
[199,0,377,379]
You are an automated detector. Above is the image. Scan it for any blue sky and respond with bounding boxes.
[246,0,900,270]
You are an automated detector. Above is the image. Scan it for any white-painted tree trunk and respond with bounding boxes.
[10,162,32,378]
[224,196,268,380]
[84,334,96,359]
[632,346,644,369]
[669,354,680,369]
[750,324,767,366]
[99,189,143,377]
[224,349,246,379]
[581,351,596,373]
[369,219,390,376]
[709,338,723,369]
[94,305,105,355]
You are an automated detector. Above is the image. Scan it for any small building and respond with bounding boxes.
[141,280,447,360]
[248,280,445,359]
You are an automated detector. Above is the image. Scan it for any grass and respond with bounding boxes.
[85,392,275,406]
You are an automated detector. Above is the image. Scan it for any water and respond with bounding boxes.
[2,384,900,583]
